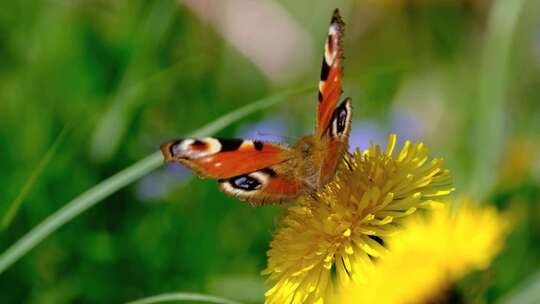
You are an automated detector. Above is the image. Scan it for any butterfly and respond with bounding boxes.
[161,9,351,206]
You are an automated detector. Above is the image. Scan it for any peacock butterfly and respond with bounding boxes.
[161,9,351,206]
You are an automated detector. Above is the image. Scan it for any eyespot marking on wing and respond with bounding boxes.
[330,98,352,138]
[325,27,339,66]
[324,10,344,70]
[167,138,222,159]
[163,138,270,162]
[190,140,209,151]
[230,175,263,191]
[219,170,272,194]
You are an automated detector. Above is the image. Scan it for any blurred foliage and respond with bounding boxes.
[0,0,539,303]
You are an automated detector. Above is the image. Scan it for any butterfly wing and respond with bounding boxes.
[316,9,345,136]
[161,138,305,206]
[218,165,304,207]
[316,10,353,185]
[319,98,352,184]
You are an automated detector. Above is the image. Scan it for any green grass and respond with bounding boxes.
[0,85,313,275]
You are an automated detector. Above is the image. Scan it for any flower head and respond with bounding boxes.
[263,134,454,304]
[340,201,511,304]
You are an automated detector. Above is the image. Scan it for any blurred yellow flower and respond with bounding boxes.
[263,134,453,304]
[339,201,510,304]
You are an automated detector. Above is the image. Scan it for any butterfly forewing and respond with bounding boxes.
[316,9,345,136]
[161,138,293,179]
[312,10,352,185]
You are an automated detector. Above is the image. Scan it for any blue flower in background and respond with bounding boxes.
[389,109,426,143]
[136,163,193,201]
[348,120,385,152]
[349,109,426,152]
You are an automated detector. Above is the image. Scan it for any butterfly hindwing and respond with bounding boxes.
[218,166,304,207]
[320,98,352,183]
[316,9,345,135]
[329,97,352,141]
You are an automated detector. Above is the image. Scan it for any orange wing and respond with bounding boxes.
[161,137,305,206]
[315,10,352,185]
[161,138,292,179]
[319,98,352,184]
[316,9,345,135]
[218,167,304,207]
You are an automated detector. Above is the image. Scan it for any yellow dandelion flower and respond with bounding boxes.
[339,201,511,304]
[263,134,453,304]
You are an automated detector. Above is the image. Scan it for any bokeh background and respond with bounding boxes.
[1,0,540,303]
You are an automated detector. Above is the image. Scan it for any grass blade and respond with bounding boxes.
[0,85,314,275]
[498,269,540,304]
[126,292,242,304]
[1,122,72,229]
[469,0,525,198]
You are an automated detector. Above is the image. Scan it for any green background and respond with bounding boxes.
[1,0,539,303]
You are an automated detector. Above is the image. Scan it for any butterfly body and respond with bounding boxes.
[161,9,351,206]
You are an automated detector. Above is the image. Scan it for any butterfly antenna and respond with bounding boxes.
[256,131,297,142]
